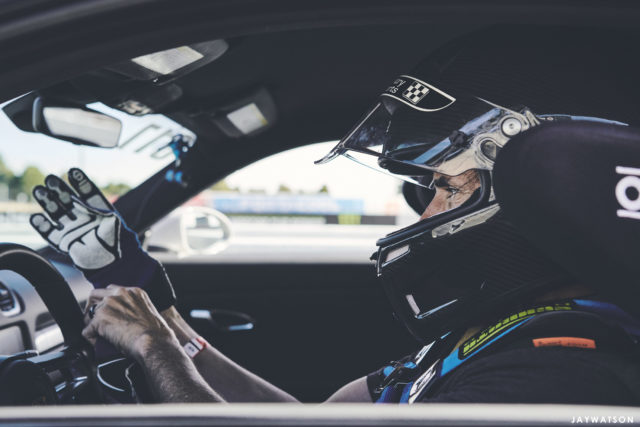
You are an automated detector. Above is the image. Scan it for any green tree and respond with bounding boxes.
[277,184,292,193]
[318,185,329,194]
[0,155,14,184]
[101,183,131,197]
[19,165,45,200]
[210,179,237,192]
[8,176,21,200]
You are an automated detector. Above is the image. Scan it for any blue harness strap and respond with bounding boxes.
[374,299,640,404]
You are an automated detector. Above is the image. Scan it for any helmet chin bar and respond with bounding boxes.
[430,203,501,238]
[376,212,573,344]
[374,170,573,344]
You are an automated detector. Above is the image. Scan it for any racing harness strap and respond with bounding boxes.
[372,299,640,403]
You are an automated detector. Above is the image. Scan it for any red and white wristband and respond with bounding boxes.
[183,336,208,358]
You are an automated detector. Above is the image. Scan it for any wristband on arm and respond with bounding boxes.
[183,336,208,359]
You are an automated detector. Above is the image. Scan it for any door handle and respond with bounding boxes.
[190,309,255,332]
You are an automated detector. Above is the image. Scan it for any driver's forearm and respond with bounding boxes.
[136,332,224,403]
[161,307,299,403]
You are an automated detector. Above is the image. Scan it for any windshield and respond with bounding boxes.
[0,100,194,249]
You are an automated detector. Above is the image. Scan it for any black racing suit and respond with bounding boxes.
[367,299,640,405]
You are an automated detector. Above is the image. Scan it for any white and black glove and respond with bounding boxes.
[30,168,176,311]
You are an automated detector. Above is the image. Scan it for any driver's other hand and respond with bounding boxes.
[82,285,178,361]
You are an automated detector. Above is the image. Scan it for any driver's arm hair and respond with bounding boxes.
[161,306,300,403]
[139,333,225,403]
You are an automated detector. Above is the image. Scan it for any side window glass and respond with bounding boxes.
[147,142,418,261]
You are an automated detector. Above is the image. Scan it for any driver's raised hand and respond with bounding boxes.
[82,285,178,360]
[29,168,176,312]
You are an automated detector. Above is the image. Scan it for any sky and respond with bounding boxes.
[224,141,403,199]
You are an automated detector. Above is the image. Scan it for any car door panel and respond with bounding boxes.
[165,262,417,402]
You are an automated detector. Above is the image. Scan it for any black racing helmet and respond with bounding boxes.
[316,26,640,344]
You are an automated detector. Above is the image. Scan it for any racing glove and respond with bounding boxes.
[29,168,176,311]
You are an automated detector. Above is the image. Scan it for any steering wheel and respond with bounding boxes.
[0,243,140,405]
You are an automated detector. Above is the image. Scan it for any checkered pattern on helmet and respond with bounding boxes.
[403,82,430,104]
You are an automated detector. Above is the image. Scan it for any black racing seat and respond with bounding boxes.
[493,121,640,318]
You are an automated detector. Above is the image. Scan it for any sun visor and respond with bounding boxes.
[209,88,277,138]
[493,121,640,314]
[105,40,229,85]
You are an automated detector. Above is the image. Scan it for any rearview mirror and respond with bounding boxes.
[33,97,122,148]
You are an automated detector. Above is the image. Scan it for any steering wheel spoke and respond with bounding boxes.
[29,348,95,403]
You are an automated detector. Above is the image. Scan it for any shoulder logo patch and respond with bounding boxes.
[616,166,640,220]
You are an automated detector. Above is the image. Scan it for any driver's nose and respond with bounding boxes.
[420,191,447,220]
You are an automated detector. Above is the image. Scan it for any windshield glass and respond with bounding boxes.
[0,100,194,249]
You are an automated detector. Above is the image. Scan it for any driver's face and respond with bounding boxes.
[420,170,481,220]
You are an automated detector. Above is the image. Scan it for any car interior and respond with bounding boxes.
[0,21,443,404]
[0,1,638,425]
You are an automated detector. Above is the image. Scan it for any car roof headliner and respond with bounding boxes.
[42,22,484,155]
[3,1,640,158]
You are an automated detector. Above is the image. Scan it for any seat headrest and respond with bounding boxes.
[494,121,640,314]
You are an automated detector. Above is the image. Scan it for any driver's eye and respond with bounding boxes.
[445,187,460,197]
[433,180,459,195]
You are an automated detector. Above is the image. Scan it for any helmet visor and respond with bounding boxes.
[316,75,532,184]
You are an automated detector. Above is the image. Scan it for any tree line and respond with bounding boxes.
[210,179,330,195]
[0,156,130,202]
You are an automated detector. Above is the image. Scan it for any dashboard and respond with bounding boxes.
[0,258,92,356]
